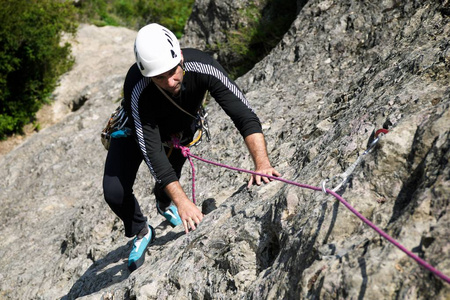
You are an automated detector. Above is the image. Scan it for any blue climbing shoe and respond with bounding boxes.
[162,205,182,227]
[128,225,155,272]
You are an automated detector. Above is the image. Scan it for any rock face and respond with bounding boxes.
[181,0,265,67]
[181,0,304,76]
[0,1,449,299]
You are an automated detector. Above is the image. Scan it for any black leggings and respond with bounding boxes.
[103,136,186,237]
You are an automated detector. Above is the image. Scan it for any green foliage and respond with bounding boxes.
[228,4,260,54]
[221,0,298,78]
[0,0,77,139]
[0,0,194,138]
[142,0,196,38]
[75,0,121,27]
[75,0,195,37]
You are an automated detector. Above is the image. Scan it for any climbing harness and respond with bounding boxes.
[172,131,450,285]
[101,85,211,152]
[100,100,130,150]
[322,128,389,193]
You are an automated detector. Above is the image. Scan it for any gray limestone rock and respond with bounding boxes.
[0,0,449,299]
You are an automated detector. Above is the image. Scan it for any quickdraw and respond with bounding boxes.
[322,128,389,193]
[189,106,211,148]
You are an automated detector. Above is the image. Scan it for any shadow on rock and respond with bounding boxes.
[62,243,131,299]
[202,198,218,215]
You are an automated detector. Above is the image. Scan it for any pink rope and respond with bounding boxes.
[186,155,196,204]
[172,138,196,204]
[173,142,450,284]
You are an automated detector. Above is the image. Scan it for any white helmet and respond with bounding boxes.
[134,23,181,77]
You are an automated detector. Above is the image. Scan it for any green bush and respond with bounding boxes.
[0,0,77,139]
[0,0,195,138]
[223,0,298,78]
[75,0,195,38]
[138,0,196,38]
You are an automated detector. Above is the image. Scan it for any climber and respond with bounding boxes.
[102,23,280,271]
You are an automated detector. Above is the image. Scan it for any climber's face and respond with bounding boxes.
[151,57,184,97]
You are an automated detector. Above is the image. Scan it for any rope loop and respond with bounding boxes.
[171,136,191,157]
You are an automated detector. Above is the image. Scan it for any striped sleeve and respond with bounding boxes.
[129,77,162,183]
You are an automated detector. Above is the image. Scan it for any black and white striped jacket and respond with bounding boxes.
[123,48,261,187]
